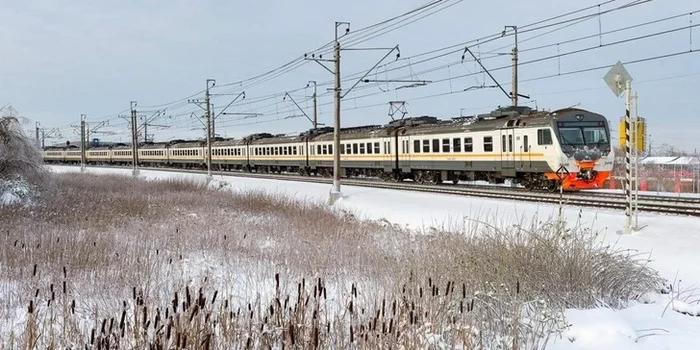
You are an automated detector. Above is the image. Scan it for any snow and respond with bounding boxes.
[48,165,700,349]
[0,178,32,206]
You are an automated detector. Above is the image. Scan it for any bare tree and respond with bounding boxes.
[0,107,47,184]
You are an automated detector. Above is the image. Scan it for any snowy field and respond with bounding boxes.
[48,165,700,349]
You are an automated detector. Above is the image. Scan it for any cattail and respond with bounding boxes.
[109,318,114,333]
[63,281,66,294]
[275,273,279,291]
[428,277,432,287]
[289,323,295,344]
[101,318,106,334]
[71,299,75,314]
[211,290,218,305]
[392,300,396,315]
[349,300,353,314]
[119,310,126,331]
[32,264,37,277]
[91,328,95,345]
[35,289,39,297]
[132,287,136,300]
[517,280,520,294]
[173,292,178,313]
[28,300,33,314]
[142,306,148,327]
[462,283,466,298]
[419,287,423,298]
[350,325,354,343]
[445,281,451,296]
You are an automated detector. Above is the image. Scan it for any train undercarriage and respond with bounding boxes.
[45,159,603,192]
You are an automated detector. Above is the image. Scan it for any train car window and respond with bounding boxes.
[508,135,513,152]
[359,143,366,154]
[442,139,450,153]
[464,137,474,152]
[432,139,440,153]
[329,145,333,155]
[340,145,345,154]
[322,145,327,154]
[453,138,461,152]
[502,136,506,152]
[367,142,373,154]
[352,143,358,154]
[537,129,553,145]
[484,136,493,152]
[414,140,420,153]
[293,147,297,155]
[374,142,380,154]
[317,145,321,155]
[523,135,529,152]
[422,140,429,153]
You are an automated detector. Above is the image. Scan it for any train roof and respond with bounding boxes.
[140,142,170,149]
[212,138,247,147]
[169,140,204,148]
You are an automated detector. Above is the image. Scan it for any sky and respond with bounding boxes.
[1,0,699,153]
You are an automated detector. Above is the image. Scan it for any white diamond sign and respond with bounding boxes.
[603,61,633,97]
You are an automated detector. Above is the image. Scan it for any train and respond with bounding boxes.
[42,105,615,191]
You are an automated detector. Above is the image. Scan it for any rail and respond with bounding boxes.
[50,165,700,217]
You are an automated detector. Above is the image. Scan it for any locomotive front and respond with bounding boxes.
[551,110,614,190]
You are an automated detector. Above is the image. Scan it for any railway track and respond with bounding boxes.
[53,165,700,217]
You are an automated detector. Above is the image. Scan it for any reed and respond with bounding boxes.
[0,172,661,349]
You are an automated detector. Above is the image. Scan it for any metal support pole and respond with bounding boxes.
[311,81,318,129]
[624,80,633,234]
[35,122,41,148]
[632,91,640,229]
[511,28,518,107]
[330,24,343,203]
[80,114,86,172]
[205,79,215,180]
[131,101,139,177]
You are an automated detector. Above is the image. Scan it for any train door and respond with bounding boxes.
[500,128,516,177]
[398,134,410,173]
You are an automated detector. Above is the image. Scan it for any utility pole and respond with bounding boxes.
[35,122,41,148]
[130,101,139,177]
[80,114,86,172]
[332,25,343,203]
[305,21,402,204]
[205,79,214,180]
[188,79,241,181]
[503,25,519,107]
[308,81,318,129]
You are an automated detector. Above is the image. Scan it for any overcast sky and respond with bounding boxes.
[1,0,698,153]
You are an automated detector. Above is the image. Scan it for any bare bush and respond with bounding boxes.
[0,113,47,185]
[0,172,662,349]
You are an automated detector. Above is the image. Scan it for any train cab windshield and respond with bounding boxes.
[556,121,609,149]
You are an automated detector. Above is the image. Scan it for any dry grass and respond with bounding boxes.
[0,172,661,349]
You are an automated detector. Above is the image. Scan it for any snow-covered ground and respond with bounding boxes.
[49,165,700,349]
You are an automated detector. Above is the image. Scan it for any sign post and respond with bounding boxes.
[555,165,569,226]
[604,61,636,234]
